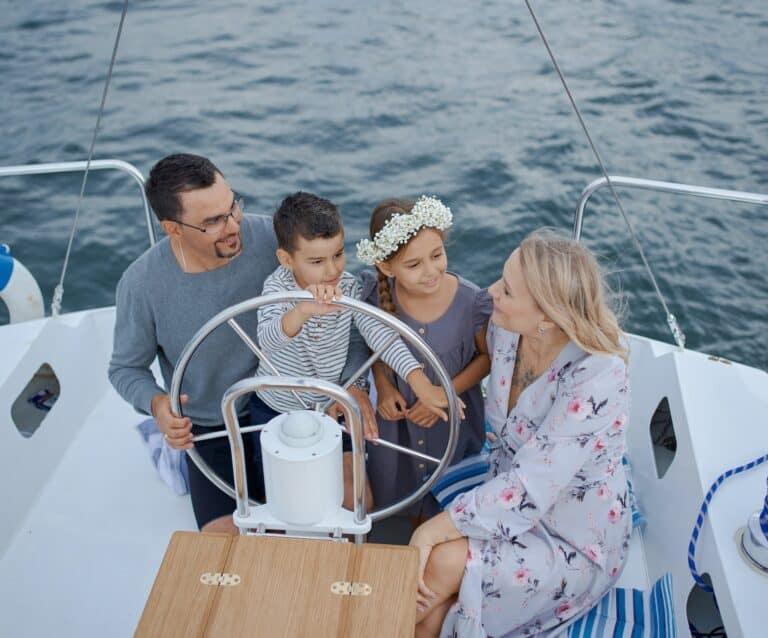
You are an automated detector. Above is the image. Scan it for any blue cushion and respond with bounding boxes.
[566,573,677,637]
[431,453,491,510]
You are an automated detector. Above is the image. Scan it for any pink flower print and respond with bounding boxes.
[594,437,605,451]
[610,565,620,577]
[596,485,611,500]
[547,368,557,382]
[612,414,626,430]
[499,486,523,509]
[608,503,622,524]
[585,544,603,564]
[606,462,616,476]
[515,421,525,436]
[556,602,573,620]
[500,376,507,387]
[567,398,589,421]
[512,568,530,585]
[453,500,467,514]
[466,547,481,567]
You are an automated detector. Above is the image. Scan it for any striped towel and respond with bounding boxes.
[565,573,676,637]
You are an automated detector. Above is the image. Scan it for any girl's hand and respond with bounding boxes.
[297,283,343,316]
[407,371,466,423]
[376,377,408,421]
[405,400,439,428]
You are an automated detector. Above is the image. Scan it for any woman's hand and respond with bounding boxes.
[409,523,438,612]
[409,512,464,614]
[376,376,408,421]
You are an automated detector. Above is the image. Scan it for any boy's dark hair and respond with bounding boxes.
[274,191,343,252]
[145,153,221,222]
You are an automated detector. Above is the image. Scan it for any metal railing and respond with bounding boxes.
[0,159,155,246]
[573,175,768,241]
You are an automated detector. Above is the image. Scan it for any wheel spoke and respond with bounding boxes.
[193,423,267,443]
[227,318,310,409]
[318,331,399,413]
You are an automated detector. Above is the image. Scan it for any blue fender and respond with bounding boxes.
[0,244,14,292]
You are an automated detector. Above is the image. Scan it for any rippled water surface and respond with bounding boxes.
[1,1,766,369]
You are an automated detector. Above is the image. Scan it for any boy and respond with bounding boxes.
[253,191,451,511]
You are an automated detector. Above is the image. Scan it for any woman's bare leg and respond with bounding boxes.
[415,538,467,629]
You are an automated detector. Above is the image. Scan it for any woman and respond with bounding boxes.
[410,229,632,637]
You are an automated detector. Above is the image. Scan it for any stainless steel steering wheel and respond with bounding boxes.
[169,291,460,522]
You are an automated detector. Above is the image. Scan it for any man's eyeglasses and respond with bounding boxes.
[176,194,245,234]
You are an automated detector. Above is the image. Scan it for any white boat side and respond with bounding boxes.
[1,304,766,636]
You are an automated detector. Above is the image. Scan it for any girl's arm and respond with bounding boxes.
[451,325,490,395]
[406,326,488,427]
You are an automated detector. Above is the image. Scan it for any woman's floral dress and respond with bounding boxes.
[441,322,632,637]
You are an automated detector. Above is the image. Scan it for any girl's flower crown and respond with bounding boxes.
[356,195,453,265]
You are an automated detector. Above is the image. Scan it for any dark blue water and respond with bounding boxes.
[1,1,766,369]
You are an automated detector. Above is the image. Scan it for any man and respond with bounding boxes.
[109,153,373,534]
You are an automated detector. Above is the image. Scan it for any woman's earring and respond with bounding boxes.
[537,325,545,336]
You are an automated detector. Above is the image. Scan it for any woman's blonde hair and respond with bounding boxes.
[518,228,628,362]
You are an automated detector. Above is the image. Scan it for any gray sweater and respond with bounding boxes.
[109,214,279,426]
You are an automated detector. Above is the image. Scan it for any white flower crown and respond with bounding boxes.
[356,195,453,265]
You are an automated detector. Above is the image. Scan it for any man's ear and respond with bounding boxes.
[160,219,181,239]
[375,260,393,278]
[276,248,293,269]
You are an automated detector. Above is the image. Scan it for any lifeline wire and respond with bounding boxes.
[52,0,130,316]
[687,453,768,593]
[522,1,685,349]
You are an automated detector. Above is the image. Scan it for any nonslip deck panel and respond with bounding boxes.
[136,532,418,637]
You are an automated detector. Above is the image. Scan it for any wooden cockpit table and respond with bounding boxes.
[136,532,418,637]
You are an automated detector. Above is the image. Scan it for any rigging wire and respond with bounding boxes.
[52,0,130,317]
[522,1,685,349]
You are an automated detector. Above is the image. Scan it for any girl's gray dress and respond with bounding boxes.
[361,270,493,518]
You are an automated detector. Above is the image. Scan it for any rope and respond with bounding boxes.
[51,0,130,316]
[687,454,768,593]
[522,1,685,350]
[761,476,768,537]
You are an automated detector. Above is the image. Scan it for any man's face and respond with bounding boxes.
[279,233,346,290]
[176,174,242,261]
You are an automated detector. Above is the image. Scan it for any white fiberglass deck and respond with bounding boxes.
[1,307,766,636]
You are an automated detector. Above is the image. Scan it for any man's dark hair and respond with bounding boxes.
[145,153,221,222]
[274,191,343,252]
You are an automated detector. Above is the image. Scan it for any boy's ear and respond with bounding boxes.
[375,261,393,278]
[160,219,181,239]
[276,248,293,269]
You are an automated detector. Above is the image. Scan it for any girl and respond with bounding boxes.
[357,196,492,522]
